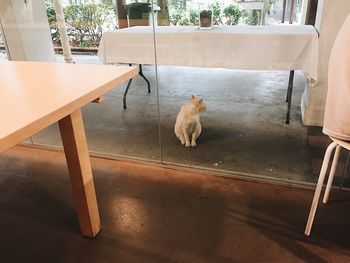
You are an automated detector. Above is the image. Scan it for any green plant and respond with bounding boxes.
[169,2,198,26]
[210,1,222,25]
[222,4,241,25]
[45,2,60,44]
[45,2,116,47]
[243,10,260,26]
[64,3,115,47]
[169,2,184,25]
[265,0,278,15]
[169,11,183,25]
[188,8,199,25]
[168,1,263,27]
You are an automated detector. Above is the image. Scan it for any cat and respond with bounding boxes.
[174,95,207,147]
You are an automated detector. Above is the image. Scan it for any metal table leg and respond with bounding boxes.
[139,64,151,93]
[285,70,295,124]
[123,78,133,109]
[123,64,151,109]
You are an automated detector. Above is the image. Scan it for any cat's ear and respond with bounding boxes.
[199,99,203,103]
[192,95,196,100]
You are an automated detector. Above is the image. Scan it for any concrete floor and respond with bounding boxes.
[28,54,314,184]
[1,146,350,263]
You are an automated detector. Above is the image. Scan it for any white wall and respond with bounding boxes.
[0,0,55,61]
[302,0,350,126]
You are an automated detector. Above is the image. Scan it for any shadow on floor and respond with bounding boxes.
[1,146,350,262]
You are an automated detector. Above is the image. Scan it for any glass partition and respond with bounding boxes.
[31,0,161,161]
[4,0,333,186]
[1,14,35,145]
[155,0,315,184]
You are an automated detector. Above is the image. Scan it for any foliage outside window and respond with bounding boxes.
[46,1,116,47]
[242,10,261,25]
[169,1,262,27]
[46,1,267,48]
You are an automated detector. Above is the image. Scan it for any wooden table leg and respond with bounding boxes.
[58,109,101,238]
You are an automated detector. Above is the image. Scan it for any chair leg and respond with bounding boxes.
[139,65,151,93]
[305,141,338,236]
[323,145,341,204]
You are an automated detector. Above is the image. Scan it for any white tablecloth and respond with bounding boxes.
[98,25,318,80]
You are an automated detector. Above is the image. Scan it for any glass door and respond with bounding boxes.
[30,0,162,162]
[156,0,314,184]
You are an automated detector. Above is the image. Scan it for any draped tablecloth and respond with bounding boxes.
[98,25,318,80]
[323,14,350,140]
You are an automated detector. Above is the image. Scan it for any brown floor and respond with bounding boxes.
[1,146,350,263]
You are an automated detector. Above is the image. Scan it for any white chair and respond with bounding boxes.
[305,13,350,236]
[305,137,350,236]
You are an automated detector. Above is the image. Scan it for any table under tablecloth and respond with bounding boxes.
[98,25,318,80]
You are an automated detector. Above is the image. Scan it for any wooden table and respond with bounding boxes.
[0,61,138,237]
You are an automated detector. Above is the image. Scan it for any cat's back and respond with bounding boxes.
[175,104,186,125]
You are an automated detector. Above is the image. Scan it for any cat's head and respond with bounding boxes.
[191,95,207,113]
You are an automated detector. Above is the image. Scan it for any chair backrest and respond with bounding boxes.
[323,14,350,141]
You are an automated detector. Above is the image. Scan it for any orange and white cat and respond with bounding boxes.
[174,95,207,147]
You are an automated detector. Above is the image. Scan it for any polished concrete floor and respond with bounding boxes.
[28,54,315,184]
[1,146,350,262]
